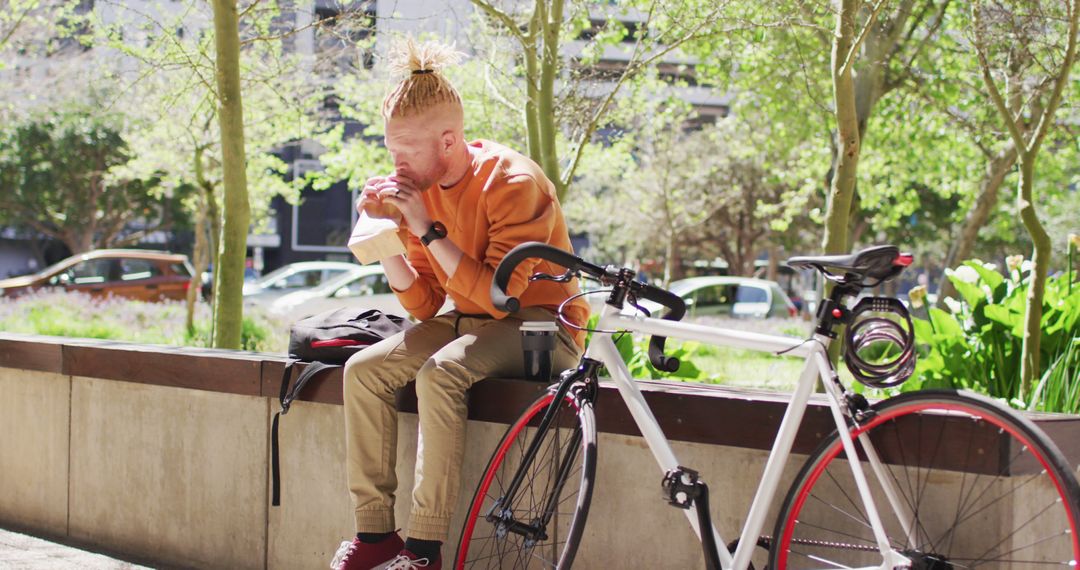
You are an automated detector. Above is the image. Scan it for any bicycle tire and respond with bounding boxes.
[455,390,597,569]
[771,389,1080,569]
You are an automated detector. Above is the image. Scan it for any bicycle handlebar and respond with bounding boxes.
[491,242,686,373]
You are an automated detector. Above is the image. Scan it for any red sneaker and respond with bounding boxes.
[330,533,405,570]
[379,549,441,570]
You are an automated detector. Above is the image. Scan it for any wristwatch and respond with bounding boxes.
[420,221,448,246]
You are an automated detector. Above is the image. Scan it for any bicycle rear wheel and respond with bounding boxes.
[771,390,1080,569]
[455,390,597,569]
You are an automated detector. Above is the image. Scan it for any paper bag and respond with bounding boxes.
[348,211,406,264]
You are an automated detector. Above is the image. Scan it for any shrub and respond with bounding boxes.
[907,259,1079,412]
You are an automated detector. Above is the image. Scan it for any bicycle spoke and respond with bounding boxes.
[773,393,1080,569]
[459,393,594,569]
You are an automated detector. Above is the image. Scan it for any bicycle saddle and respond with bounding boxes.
[787,245,912,285]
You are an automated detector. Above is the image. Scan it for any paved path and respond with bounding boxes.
[0,528,153,569]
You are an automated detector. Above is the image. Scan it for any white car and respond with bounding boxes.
[267,264,452,324]
[626,276,798,320]
[242,261,360,306]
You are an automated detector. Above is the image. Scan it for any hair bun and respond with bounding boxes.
[382,37,466,119]
[387,37,464,77]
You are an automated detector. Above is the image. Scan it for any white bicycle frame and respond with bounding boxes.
[586,303,913,570]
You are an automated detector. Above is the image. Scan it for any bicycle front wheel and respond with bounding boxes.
[772,390,1080,569]
[455,390,597,569]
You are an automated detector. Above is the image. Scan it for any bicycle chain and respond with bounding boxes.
[765,535,881,552]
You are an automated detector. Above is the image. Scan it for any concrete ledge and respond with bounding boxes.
[0,368,69,537]
[1,333,1079,569]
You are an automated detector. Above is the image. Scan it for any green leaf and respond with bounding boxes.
[951,278,987,310]
[984,304,1020,331]
[928,308,963,337]
[967,261,1004,291]
[912,317,936,343]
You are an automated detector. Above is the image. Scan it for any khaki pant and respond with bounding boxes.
[343,307,582,541]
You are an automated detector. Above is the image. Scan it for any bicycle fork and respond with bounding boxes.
[485,360,600,546]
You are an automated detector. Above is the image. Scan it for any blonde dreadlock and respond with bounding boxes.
[382,38,465,120]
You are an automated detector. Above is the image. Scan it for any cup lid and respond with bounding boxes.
[520,321,560,332]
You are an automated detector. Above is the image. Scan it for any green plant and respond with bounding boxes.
[584,314,704,381]
[909,259,1080,412]
[0,290,288,353]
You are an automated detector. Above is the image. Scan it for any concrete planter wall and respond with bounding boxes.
[1,333,1077,569]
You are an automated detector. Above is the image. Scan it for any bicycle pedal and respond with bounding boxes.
[661,466,701,509]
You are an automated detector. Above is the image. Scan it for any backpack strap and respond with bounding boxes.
[271,359,341,506]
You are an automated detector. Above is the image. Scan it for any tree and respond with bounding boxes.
[1,0,40,53]
[564,77,822,283]
[206,0,251,349]
[970,0,1080,397]
[0,0,79,55]
[468,0,734,201]
[0,108,185,255]
[87,0,335,345]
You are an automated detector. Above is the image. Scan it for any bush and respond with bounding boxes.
[907,259,1080,412]
[0,290,288,353]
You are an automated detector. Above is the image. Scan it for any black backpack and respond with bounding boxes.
[272,308,413,506]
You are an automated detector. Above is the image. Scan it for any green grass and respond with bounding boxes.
[0,290,288,352]
[678,344,806,390]
[616,317,816,391]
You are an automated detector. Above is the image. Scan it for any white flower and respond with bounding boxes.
[948,265,980,284]
[1006,255,1023,273]
[908,285,928,309]
[943,296,963,314]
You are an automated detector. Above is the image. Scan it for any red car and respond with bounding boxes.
[0,249,197,302]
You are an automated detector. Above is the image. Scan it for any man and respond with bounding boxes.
[331,39,589,570]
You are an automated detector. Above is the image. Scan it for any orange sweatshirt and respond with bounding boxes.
[394,139,590,347]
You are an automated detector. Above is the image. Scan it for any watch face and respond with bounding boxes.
[422,221,447,245]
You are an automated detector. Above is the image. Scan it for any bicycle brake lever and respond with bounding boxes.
[627,294,652,317]
[528,270,577,283]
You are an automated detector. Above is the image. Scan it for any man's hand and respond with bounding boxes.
[377,174,433,236]
[357,175,402,222]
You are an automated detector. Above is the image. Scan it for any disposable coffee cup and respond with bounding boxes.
[520,321,559,382]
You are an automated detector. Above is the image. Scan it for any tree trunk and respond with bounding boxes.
[186,147,213,337]
[186,194,208,337]
[65,232,95,256]
[937,144,1017,306]
[205,181,222,297]
[210,0,251,350]
[765,243,779,281]
[823,0,860,257]
[537,0,564,199]
[523,11,542,166]
[1017,157,1050,399]
[663,232,676,286]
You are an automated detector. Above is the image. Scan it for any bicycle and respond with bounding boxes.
[454,243,1080,569]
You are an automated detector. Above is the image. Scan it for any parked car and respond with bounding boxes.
[242,261,360,306]
[0,249,196,302]
[627,276,798,319]
[200,265,263,299]
[266,264,452,324]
